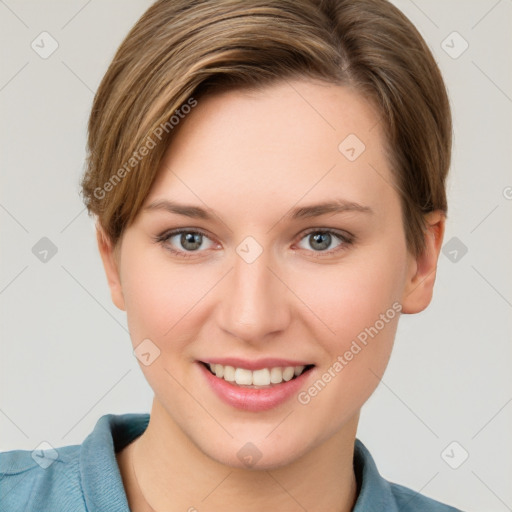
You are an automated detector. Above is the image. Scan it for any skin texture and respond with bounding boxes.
[98,79,445,512]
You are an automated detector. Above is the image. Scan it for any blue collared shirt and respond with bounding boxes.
[0,413,463,511]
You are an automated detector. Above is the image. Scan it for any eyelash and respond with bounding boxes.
[154,227,355,260]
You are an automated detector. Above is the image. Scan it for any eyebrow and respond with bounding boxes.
[143,198,374,220]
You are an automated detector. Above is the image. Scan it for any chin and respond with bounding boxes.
[195,428,317,471]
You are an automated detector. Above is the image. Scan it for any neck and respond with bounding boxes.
[123,399,359,512]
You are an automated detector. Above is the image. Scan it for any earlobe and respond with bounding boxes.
[96,223,126,311]
[400,211,446,314]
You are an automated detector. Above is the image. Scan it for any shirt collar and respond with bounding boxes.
[80,413,397,511]
[80,413,150,512]
[353,438,399,511]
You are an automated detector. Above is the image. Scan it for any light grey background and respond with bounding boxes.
[1,1,511,511]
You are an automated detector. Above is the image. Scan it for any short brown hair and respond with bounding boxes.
[81,0,452,258]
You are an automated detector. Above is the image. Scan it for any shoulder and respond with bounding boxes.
[0,443,86,511]
[353,439,464,512]
[0,412,149,512]
[388,481,463,511]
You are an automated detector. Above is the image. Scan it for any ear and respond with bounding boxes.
[400,211,446,314]
[96,223,126,311]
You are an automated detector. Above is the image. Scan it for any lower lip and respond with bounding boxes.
[198,362,313,412]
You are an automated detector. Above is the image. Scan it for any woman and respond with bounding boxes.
[0,0,463,510]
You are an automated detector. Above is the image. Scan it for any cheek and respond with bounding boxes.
[291,244,406,424]
[293,248,406,346]
[121,247,217,355]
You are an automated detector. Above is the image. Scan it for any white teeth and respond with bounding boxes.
[234,368,253,385]
[294,365,305,376]
[214,364,224,378]
[282,367,295,381]
[223,365,236,382]
[252,368,270,386]
[270,367,283,384]
[206,363,309,386]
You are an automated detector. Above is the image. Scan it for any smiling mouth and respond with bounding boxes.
[200,361,315,388]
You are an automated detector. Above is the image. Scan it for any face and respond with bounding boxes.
[99,79,443,469]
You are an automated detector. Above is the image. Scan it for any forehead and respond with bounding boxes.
[145,79,398,221]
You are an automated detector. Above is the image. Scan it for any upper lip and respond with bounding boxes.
[200,357,314,371]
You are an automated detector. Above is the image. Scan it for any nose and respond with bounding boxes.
[218,244,291,344]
